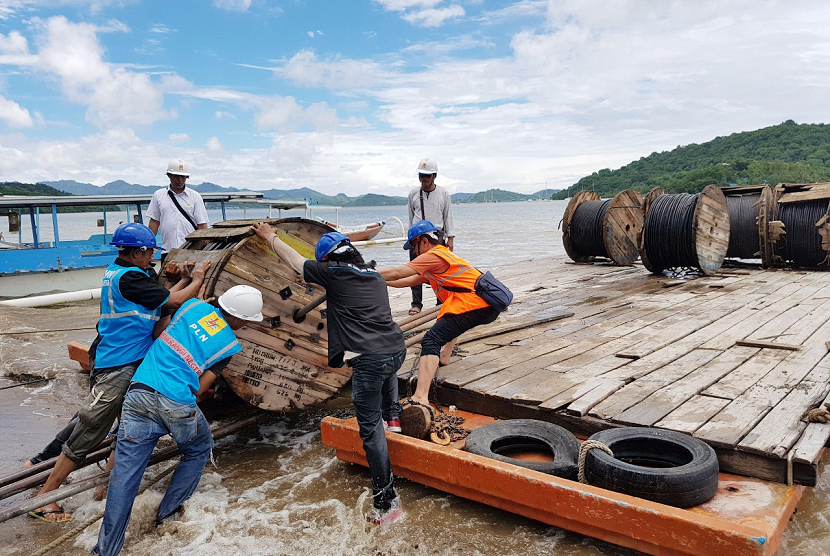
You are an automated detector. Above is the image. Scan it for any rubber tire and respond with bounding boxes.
[464,419,579,480]
[583,427,719,508]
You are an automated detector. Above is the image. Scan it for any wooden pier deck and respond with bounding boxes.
[390,256,830,487]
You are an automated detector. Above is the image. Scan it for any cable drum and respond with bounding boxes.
[725,193,762,259]
[570,199,611,256]
[775,199,830,267]
[562,190,644,266]
[640,184,730,275]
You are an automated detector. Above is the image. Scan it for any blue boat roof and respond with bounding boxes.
[0,191,270,208]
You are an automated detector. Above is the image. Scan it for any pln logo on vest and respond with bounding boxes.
[197,312,227,336]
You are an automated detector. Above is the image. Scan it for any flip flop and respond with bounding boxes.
[28,506,72,523]
[408,307,421,316]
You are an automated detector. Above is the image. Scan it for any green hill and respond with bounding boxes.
[465,189,531,203]
[553,121,830,199]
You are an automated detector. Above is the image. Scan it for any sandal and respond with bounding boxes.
[408,306,422,316]
[28,506,72,523]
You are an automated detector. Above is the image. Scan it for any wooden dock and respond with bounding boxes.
[391,256,830,487]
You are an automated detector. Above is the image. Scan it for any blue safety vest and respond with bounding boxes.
[132,299,242,404]
[95,263,162,369]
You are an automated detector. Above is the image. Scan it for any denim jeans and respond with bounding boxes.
[350,349,406,510]
[91,388,213,556]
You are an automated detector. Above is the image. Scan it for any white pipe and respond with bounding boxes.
[0,288,102,308]
[351,236,406,247]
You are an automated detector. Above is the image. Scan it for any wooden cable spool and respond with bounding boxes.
[722,185,772,260]
[163,217,346,412]
[770,182,830,268]
[561,190,644,266]
[640,185,730,275]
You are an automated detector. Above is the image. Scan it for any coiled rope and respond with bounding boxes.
[776,199,830,267]
[577,440,614,484]
[569,200,612,258]
[642,193,699,272]
[30,463,177,556]
[725,193,762,259]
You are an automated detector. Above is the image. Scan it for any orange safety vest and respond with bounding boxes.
[422,245,490,317]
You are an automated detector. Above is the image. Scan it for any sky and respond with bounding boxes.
[0,1,828,198]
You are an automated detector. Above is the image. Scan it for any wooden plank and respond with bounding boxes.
[738,380,830,458]
[591,349,722,422]
[611,346,759,426]
[702,349,791,400]
[654,395,731,434]
[735,340,800,351]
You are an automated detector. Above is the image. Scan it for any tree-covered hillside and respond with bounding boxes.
[553,121,830,199]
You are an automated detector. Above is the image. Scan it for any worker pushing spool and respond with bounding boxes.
[561,189,644,266]
[161,217,344,412]
[639,184,730,275]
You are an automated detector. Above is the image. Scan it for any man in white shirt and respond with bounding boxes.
[407,157,454,315]
[147,159,209,253]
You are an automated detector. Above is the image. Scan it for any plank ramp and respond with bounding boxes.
[393,258,830,486]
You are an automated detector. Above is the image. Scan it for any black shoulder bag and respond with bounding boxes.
[167,190,198,231]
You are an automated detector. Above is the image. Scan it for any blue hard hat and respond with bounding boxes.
[109,223,164,250]
[404,220,440,250]
[315,232,350,262]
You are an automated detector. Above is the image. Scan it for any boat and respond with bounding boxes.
[321,408,802,556]
[316,218,385,242]
[0,192,280,298]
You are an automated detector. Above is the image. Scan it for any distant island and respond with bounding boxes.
[4,120,829,208]
[0,180,558,209]
[552,120,830,199]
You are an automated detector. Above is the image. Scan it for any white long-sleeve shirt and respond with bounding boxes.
[407,185,454,237]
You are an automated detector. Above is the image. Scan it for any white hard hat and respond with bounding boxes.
[218,285,264,322]
[166,159,190,177]
[417,158,438,175]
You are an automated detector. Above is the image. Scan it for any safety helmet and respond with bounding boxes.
[417,158,437,175]
[109,222,164,250]
[403,220,441,250]
[166,159,190,177]
[218,285,264,322]
[315,232,351,262]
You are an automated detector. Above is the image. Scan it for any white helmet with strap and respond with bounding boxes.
[417,158,437,175]
[166,159,190,177]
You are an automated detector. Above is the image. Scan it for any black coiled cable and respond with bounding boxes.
[776,199,829,267]
[643,193,699,272]
[569,199,611,257]
[725,193,761,259]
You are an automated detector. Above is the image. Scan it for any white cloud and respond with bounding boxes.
[206,136,223,153]
[373,0,443,11]
[215,110,236,120]
[402,4,464,27]
[0,94,33,127]
[169,133,189,142]
[255,96,338,132]
[277,49,385,89]
[213,0,252,12]
[33,16,170,127]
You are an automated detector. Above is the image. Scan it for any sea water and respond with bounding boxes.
[1,201,828,556]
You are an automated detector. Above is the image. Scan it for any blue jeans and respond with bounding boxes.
[350,349,406,510]
[91,388,213,556]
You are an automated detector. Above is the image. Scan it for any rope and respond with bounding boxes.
[776,199,830,267]
[642,193,699,273]
[569,199,612,258]
[725,193,762,259]
[807,403,830,423]
[29,462,178,556]
[577,440,614,484]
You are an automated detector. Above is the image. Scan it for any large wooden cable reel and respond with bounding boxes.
[163,218,346,412]
[561,190,643,266]
[639,185,729,275]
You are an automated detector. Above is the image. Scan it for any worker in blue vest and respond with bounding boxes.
[92,285,263,556]
[27,223,208,523]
